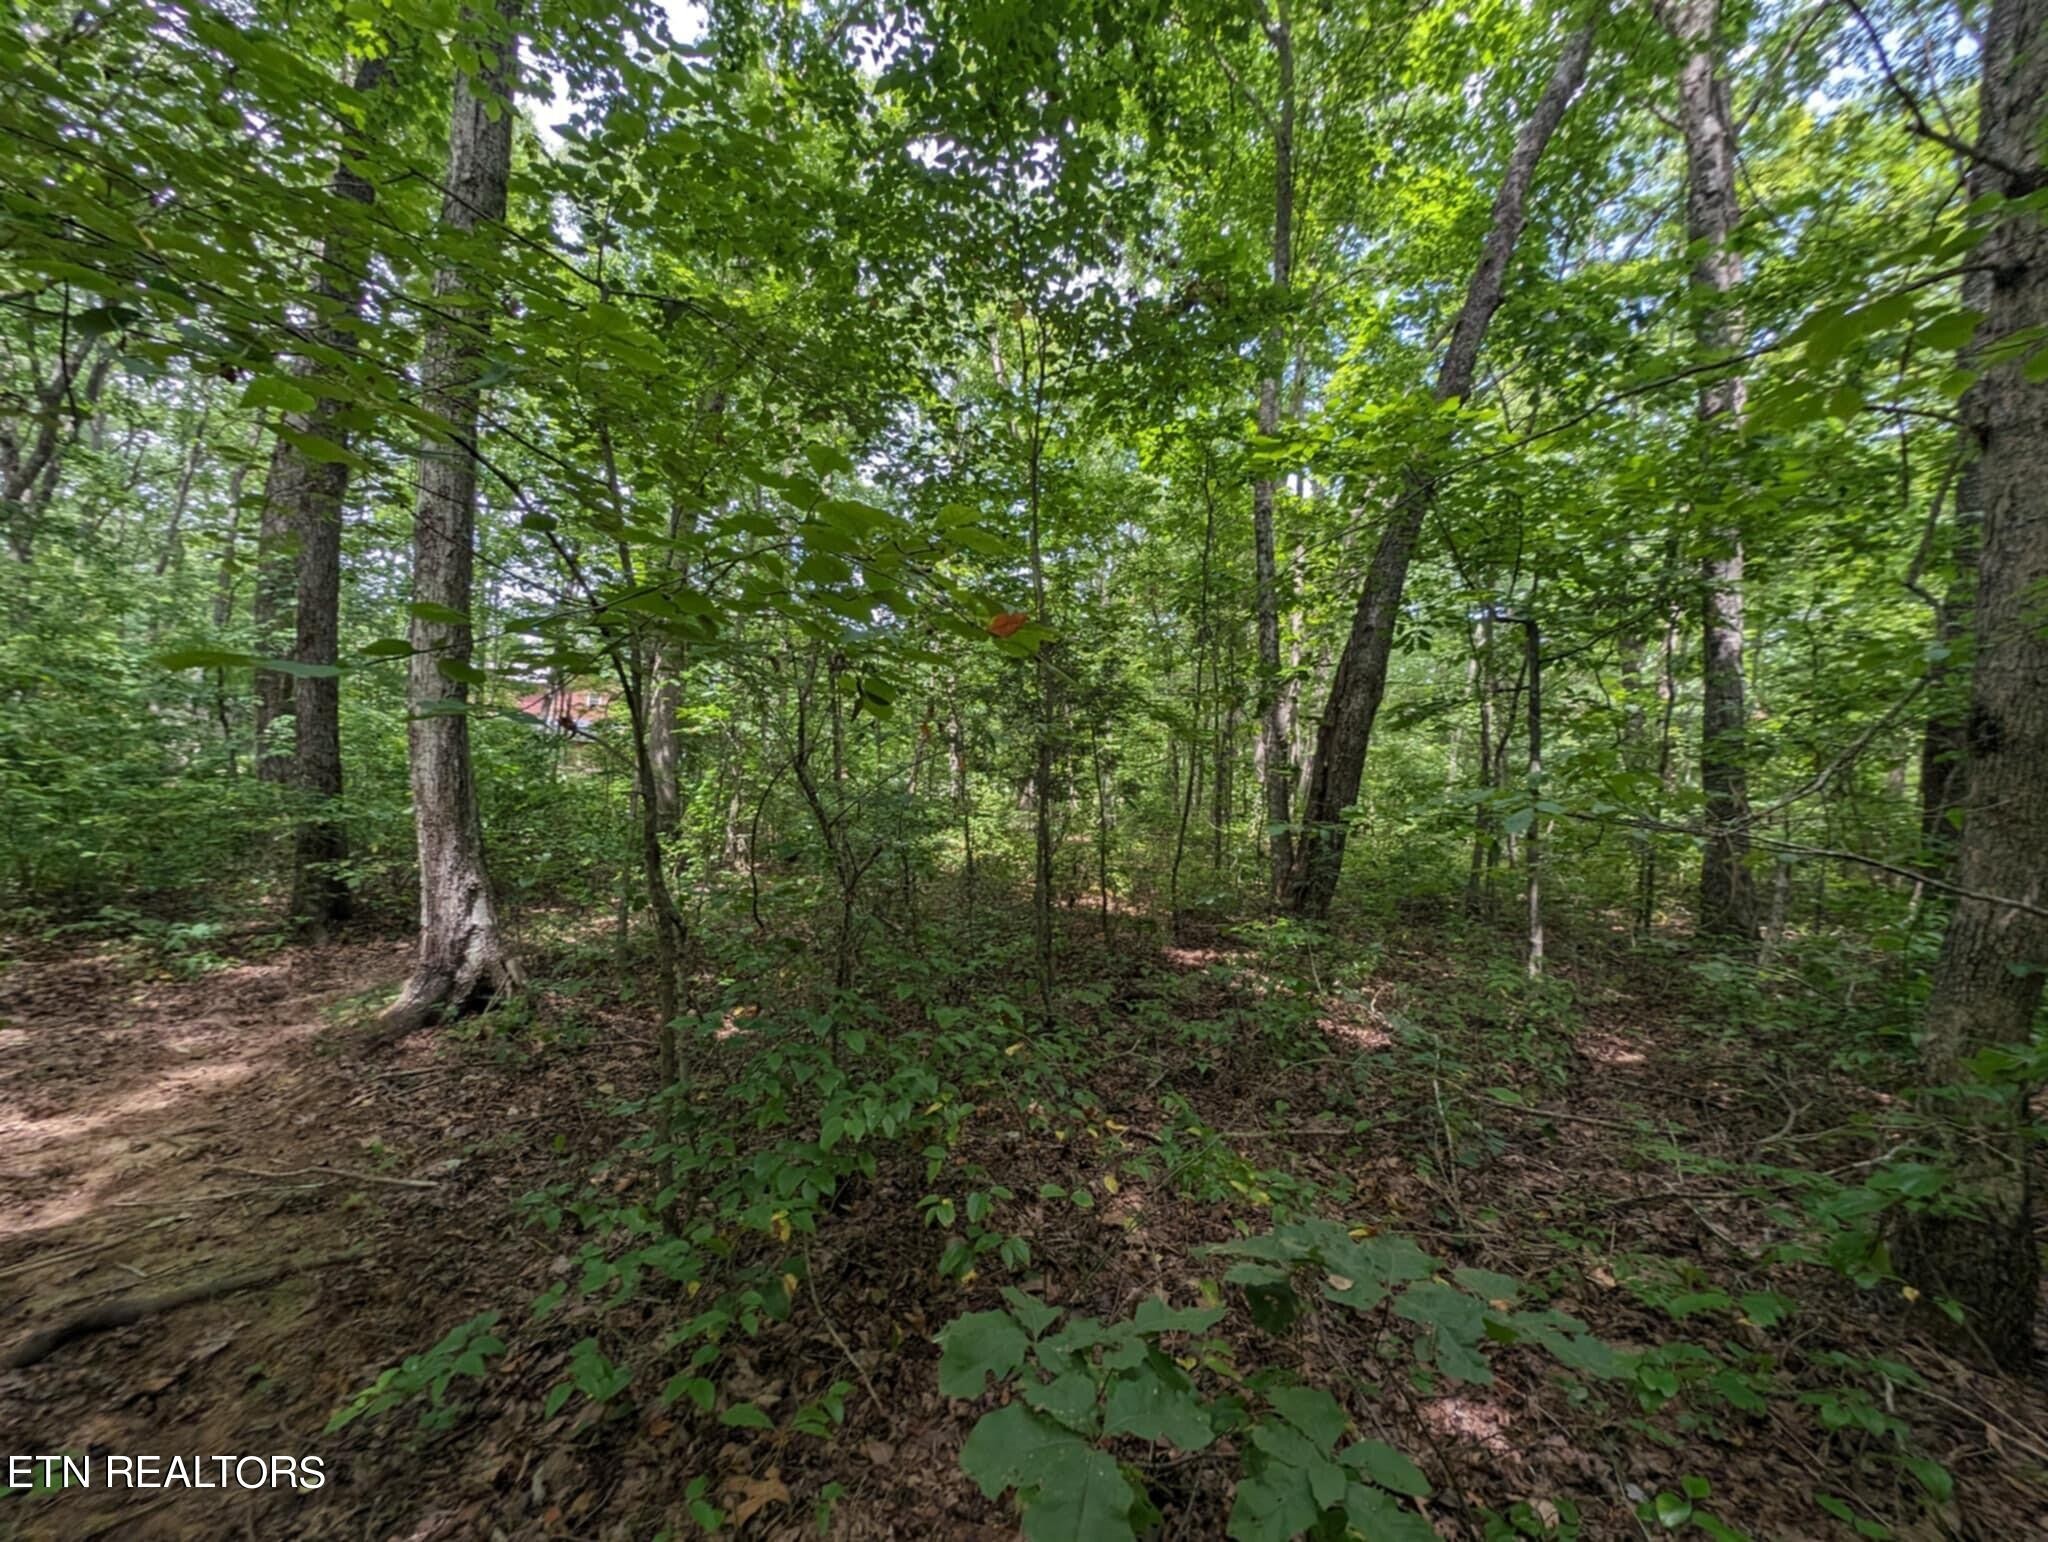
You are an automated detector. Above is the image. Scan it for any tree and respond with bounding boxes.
[1662,0,1756,941]
[1283,19,1597,918]
[381,0,524,1035]
[1891,0,2048,1367]
[268,48,394,934]
[1250,0,1299,903]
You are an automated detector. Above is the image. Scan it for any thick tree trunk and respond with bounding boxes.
[1667,0,1757,940]
[382,1,523,1036]
[282,51,390,935]
[1282,23,1595,917]
[1892,0,2048,1367]
[1252,0,1298,900]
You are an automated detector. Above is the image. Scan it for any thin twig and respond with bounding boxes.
[802,1245,889,1422]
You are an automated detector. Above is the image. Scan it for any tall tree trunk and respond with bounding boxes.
[1892,0,2048,1367]
[153,393,210,577]
[1252,0,1298,900]
[1464,610,1498,916]
[1666,0,1757,940]
[1919,260,1994,870]
[1637,607,1681,932]
[1170,461,1218,937]
[381,0,523,1036]
[1523,615,1543,977]
[286,51,391,936]
[1282,23,1595,918]
[1015,318,1057,1025]
[251,438,297,784]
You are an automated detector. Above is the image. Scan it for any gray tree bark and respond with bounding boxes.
[1919,255,1994,870]
[1892,0,2048,1367]
[1252,0,1298,900]
[1665,0,1757,940]
[279,51,391,935]
[1282,22,1595,918]
[381,0,523,1035]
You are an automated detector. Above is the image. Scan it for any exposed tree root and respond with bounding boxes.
[3,1251,360,1370]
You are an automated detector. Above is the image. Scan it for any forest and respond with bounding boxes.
[1,0,2046,1535]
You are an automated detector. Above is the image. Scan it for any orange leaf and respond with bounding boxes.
[987,611,1029,638]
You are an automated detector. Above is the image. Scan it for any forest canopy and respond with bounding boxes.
[2,0,2046,1536]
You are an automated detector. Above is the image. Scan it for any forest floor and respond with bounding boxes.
[2,903,2045,1541]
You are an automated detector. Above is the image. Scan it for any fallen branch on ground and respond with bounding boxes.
[3,1250,360,1369]
[209,1162,439,1190]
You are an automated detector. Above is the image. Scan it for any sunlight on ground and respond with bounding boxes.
[1316,991,1395,1052]
[1421,1395,1518,1458]
[1575,1031,1648,1066]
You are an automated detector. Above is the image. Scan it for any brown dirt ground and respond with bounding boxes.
[2,915,2046,1541]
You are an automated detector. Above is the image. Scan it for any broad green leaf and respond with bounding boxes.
[1103,1353,1212,1449]
[1020,1371,1099,1433]
[1343,1482,1439,1541]
[937,1310,1030,1398]
[1021,1446,1135,1542]
[1339,1439,1431,1497]
[959,1403,1084,1498]
[1000,1287,1062,1339]
[1266,1384,1345,1451]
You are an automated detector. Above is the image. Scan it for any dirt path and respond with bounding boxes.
[0,932,624,1540]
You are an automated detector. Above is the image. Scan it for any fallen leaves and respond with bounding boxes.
[721,1469,791,1525]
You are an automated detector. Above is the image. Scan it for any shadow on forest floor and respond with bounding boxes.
[1,902,2044,1540]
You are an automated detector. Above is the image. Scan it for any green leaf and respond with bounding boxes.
[1396,1283,1491,1384]
[1021,1446,1135,1542]
[1902,1455,1952,1503]
[1021,1371,1099,1433]
[1228,1469,1321,1541]
[802,443,856,478]
[719,1403,773,1429]
[660,1375,715,1412]
[1340,1439,1431,1497]
[1266,1384,1345,1451]
[409,601,471,626]
[937,1310,1030,1398]
[1241,1278,1301,1335]
[1103,1353,1212,1449]
[1452,1267,1522,1303]
[959,1402,1086,1498]
[1343,1483,1439,1541]
[239,375,317,414]
[1001,1288,1062,1339]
